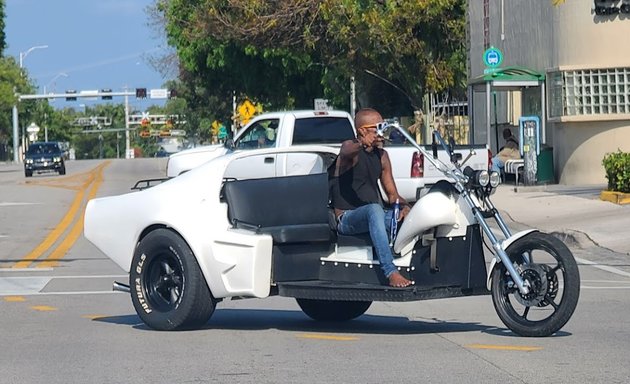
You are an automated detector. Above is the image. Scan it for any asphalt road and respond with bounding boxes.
[1,159,629,384]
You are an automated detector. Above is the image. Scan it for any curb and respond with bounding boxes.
[600,190,630,205]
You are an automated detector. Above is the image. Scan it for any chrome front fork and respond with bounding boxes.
[463,192,530,295]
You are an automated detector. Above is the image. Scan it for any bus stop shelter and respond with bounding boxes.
[468,66,546,150]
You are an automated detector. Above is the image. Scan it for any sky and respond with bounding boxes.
[4,0,172,111]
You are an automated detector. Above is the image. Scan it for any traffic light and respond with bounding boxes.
[136,88,147,99]
[101,89,113,100]
[66,90,77,101]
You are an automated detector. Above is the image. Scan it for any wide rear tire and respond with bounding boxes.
[130,228,216,331]
[491,232,580,337]
[297,299,372,321]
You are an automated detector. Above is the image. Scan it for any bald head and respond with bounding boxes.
[355,108,383,130]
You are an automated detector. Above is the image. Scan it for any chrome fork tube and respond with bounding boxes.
[462,192,530,295]
[483,196,512,238]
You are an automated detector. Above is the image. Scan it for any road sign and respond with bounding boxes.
[238,100,256,123]
[483,46,503,68]
[150,88,168,99]
[218,125,227,139]
[26,122,40,133]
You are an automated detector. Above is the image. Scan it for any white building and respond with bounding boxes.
[468,0,630,184]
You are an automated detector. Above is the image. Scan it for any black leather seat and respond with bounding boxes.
[223,173,332,244]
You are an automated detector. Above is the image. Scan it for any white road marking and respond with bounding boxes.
[0,268,54,272]
[576,257,630,278]
[0,277,51,295]
[0,202,41,207]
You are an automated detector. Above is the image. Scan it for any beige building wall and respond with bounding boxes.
[468,0,630,185]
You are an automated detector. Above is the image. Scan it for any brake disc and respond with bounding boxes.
[514,263,549,307]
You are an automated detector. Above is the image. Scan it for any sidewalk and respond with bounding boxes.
[492,183,630,255]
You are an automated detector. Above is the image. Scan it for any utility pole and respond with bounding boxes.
[124,89,131,158]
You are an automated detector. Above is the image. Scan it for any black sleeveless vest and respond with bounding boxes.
[329,146,383,210]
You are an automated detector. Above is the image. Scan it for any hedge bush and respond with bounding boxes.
[602,150,630,193]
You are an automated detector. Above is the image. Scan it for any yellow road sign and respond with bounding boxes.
[238,99,256,122]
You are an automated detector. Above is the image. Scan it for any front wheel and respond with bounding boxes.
[491,232,580,337]
[130,228,216,331]
[297,299,372,321]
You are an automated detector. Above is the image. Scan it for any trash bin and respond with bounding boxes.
[536,145,554,184]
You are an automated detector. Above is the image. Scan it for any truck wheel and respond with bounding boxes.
[296,299,372,321]
[130,228,216,331]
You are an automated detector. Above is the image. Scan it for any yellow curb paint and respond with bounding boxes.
[38,161,109,269]
[3,296,26,302]
[297,333,359,341]
[466,344,542,351]
[30,305,58,312]
[600,190,630,205]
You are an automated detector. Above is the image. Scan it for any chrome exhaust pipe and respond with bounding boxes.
[112,281,130,293]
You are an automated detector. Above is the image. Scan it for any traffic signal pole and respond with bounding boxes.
[12,89,167,162]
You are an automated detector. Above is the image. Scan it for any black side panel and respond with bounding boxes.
[273,243,334,282]
[410,225,487,290]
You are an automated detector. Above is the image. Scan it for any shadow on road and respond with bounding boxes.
[90,308,560,337]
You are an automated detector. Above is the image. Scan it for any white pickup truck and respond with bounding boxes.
[166,110,490,202]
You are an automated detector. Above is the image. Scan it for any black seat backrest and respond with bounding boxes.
[223,173,331,243]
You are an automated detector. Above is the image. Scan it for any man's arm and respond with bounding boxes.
[379,149,411,217]
[337,139,361,174]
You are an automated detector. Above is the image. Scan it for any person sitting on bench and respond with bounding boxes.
[491,128,521,173]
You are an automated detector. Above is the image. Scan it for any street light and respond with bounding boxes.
[19,44,48,68]
[14,44,48,163]
[43,72,68,95]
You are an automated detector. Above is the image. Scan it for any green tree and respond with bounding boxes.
[152,0,467,117]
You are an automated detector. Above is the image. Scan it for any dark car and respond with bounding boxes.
[24,142,66,177]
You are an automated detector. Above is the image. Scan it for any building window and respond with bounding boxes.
[549,67,630,117]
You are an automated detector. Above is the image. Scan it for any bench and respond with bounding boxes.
[223,173,332,244]
[504,159,524,189]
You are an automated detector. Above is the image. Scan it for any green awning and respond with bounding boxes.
[469,66,545,89]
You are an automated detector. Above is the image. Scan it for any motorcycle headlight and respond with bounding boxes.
[26,158,33,164]
[489,171,501,188]
[477,170,490,187]
[53,157,61,162]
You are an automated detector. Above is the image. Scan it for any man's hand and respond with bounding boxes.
[399,204,411,221]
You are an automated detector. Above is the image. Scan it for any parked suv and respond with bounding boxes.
[24,142,66,177]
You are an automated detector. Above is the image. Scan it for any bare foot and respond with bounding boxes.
[388,272,412,288]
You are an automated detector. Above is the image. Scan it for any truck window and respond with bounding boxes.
[235,119,280,149]
[292,117,355,145]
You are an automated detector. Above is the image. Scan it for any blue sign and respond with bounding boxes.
[483,47,503,68]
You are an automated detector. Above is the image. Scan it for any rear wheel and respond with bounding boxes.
[25,170,32,177]
[491,232,580,337]
[130,228,216,331]
[296,299,372,321]
[58,165,66,175]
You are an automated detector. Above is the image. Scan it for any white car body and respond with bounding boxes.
[85,145,341,299]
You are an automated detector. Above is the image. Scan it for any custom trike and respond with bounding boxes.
[84,123,580,336]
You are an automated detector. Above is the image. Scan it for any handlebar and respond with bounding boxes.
[381,122,469,187]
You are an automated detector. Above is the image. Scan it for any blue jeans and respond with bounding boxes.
[337,203,397,278]
[491,156,504,173]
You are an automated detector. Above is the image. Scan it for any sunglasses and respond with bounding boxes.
[359,122,388,137]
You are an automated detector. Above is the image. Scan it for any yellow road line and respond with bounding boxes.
[30,305,58,311]
[81,314,106,320]
[13,162,109,269]
[38,162,108,269]
[466,344,542,351]
[3,296,26,302]
[297,333,359,341]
